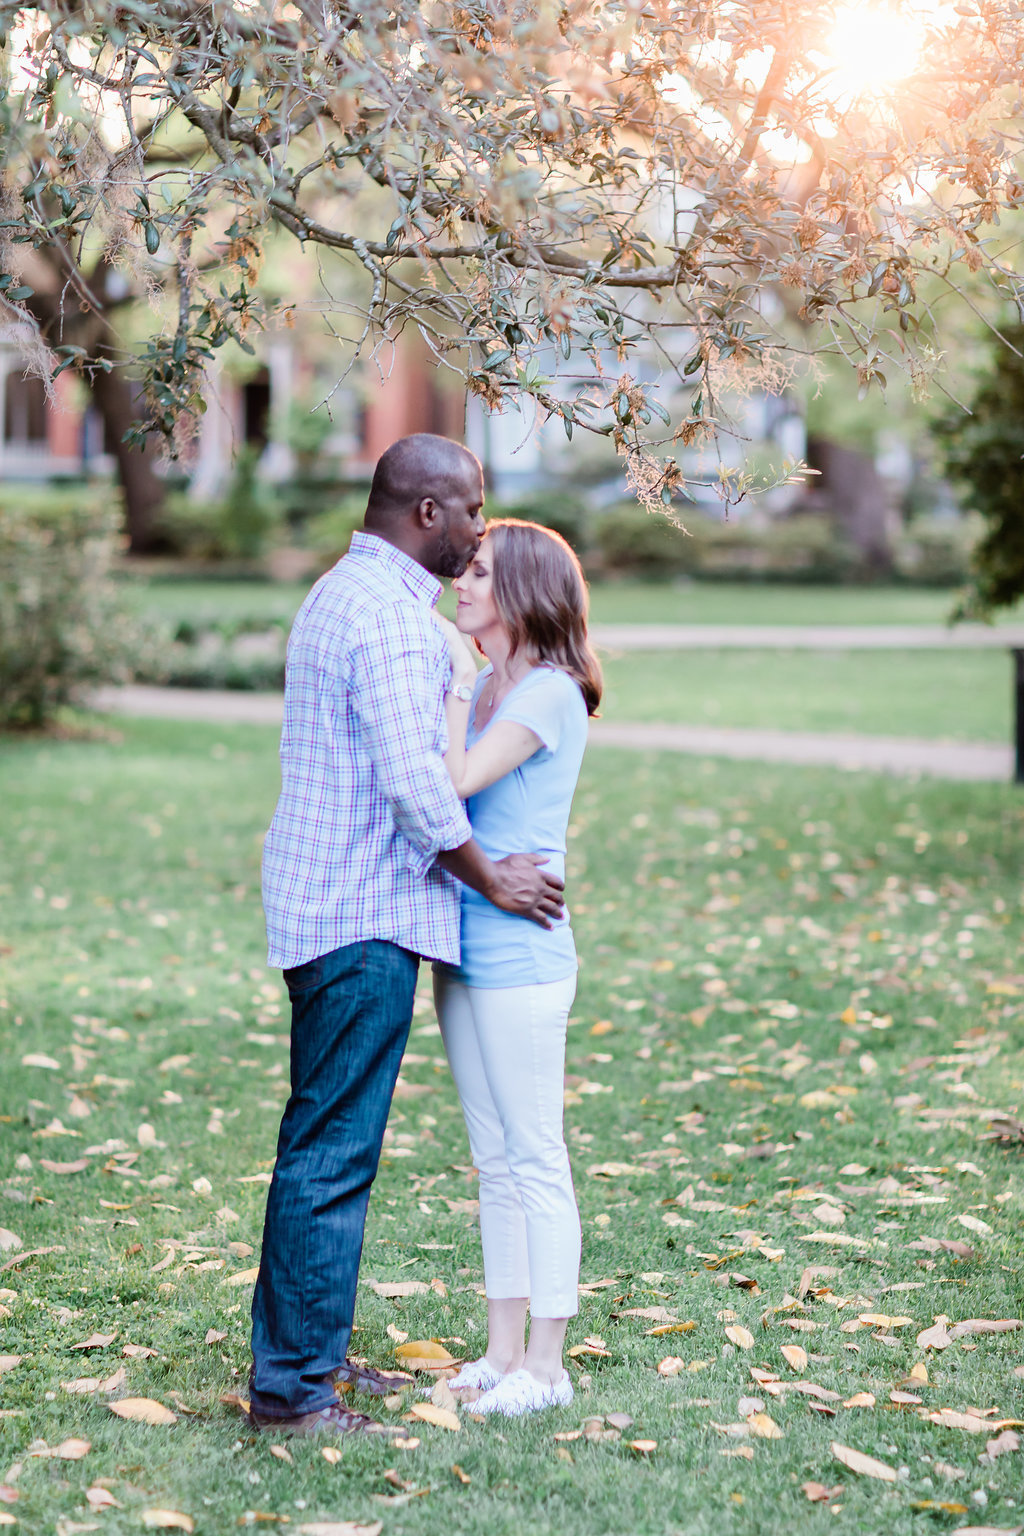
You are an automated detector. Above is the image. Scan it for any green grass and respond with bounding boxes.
[131,574,1024,633]
[1,719,1023,1536]
[600,650,1013,742]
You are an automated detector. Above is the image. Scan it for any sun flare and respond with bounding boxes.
[824,4,923,99]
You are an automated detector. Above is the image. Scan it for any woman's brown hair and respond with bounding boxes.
[484,518,603,716]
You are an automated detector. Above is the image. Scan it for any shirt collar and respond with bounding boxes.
[348,529,442,608]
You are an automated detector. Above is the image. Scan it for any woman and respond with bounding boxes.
[432,518,602,1419]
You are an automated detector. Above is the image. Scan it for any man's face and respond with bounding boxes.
[431,465,486,579]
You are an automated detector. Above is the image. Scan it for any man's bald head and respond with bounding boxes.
[365,434,482,525]
[362,433,485,578]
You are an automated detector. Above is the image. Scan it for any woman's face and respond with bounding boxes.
[452,536,503,640]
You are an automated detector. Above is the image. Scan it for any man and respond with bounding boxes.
[249,433,564,1438]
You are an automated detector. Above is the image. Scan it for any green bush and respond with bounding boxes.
[150,450,284,561]
[305,494,367,565]
[932,320,1024,615]
[0,488,143,727]
[489,489,590,551]
[592,505,861,582]
[892,517,974,588]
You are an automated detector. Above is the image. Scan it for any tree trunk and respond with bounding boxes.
[86,359,168,555]
[806,436,895,574]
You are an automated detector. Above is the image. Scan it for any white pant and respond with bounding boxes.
[433,971,581,1318]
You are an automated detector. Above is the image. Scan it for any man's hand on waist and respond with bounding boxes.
[487,853,565,930]
[436,840,566,930]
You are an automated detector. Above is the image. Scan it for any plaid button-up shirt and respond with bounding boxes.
[262,531,471,970]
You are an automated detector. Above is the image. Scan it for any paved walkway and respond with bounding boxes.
[89,686,1014,782]
[590,622,1024,651]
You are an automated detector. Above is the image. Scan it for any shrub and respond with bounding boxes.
[149,450,285,561]
[305,494,367,565]
[489,489,590,551]
[931,320,1024,615]
[892,517,975,588]
[591,505,862,582]
[0,488,142,727]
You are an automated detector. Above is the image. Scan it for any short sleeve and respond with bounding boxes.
[500,667,582,753]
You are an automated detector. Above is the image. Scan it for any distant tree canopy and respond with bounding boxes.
[935,321,1024,617]
[1,0,1024,548]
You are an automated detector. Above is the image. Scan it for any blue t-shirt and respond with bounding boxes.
[437,664,588,988]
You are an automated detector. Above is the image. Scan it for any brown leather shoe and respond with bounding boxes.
[333,1358,407,1397]
[248,1401,388,1438]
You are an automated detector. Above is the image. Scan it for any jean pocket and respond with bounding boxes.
[283,958,323,994]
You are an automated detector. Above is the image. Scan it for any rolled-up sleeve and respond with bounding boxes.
[346,606,471,876]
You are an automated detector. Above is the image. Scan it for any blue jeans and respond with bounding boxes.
[249,940,419,1417]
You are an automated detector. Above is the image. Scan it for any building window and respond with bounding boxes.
[4,372,48,444]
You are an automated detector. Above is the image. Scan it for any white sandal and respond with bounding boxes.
[471,1367,573,1417]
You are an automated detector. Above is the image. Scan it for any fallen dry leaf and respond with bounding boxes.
[858,1313,914,1330]
[108,1398,177,1426]
[55,1439,92,1461]
[842,1392,876,1409]
[801,1482,843,1503]
[781,1344,807,1373]
[985,1429,1020,1458]
[725,1325,754,1350]
[204,1329,227,1346]
[656,1356,685,1376]
[141,1514,194,1532]
[408,1402,460,1432]
[122,1345,159,1360]
[927,1410,989,1433]
[720,1445,755,1460]
[322,1447,343,1465]
[747,1412,782,1440]
[629,1440,658,1455]
[394,1340,456,1371]
[269,1445,294,1465]
[39,1158,89,1176]
[949,1319,1022,1338]
[0,1356,22,1376]
[297,1523,383,1536]
[85,1487,120,1509]
[72,1332,116,1351]
[917,1320,952,1351]
[450,1464,471,1485]
[890,1391,923,1406]
[21,1053,60,1069]
[831,1442,897,1481]
[220,1266,260,1288]
[368,1280,429,1299]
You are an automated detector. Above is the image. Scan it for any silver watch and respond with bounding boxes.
[447,683,474,703]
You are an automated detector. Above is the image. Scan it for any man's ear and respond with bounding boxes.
[415,496,439,529]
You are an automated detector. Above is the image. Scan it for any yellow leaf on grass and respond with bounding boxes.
[108,1397,177,1426]
[781,1345,807,1372]
[368,1280,429,1298]
[747,1413,783,1439]
[297,1524,383,1536]
[831,1442,897,1481]
[908,1362,930,1384]
[269,1445,294,1464]
[86,1487,121,1509]
[629,1440,658,1455]
[394,1340,456,1370]
[39,1158,89,1175]
[656,1357,685,1376]
[141,1513,195,1532]
[55,1438,91,1460]
[926,1409,988,1433]
[0,1515,15,1527]
[408,1401,460,1432]
[220,1266,260,1288]
[843,1392,876,1408]
[725,1326,754,1350]
[322,1447,343,1465]
[858,1313,914,1330]
[917,1319,951,1351]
